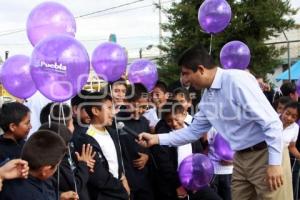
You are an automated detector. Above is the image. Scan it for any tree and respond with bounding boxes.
[158,0,298,84]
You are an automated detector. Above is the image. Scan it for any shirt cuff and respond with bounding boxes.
[268,148,282,165]
[158,134,170,146]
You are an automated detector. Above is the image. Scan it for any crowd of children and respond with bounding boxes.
[1,73,300,200]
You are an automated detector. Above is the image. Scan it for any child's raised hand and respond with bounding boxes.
[75,144,96,172]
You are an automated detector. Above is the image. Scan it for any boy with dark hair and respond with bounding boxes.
[173,87,193,123]
[118,83,154,200]
[152,100,220,200]
[71,90,91,128]
[152,80,169,110]
[274,96,292,114]
[39,122,95,200]
[71,90,92,145]
[40,102,74,132]
[0,102,31,162]
[0,130,67,200]
[72,91,129,200]
[110,78,128,108]
[143,81,168,130]
[280,82,298,101]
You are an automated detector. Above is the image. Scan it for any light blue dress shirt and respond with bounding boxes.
[159,68,283,165]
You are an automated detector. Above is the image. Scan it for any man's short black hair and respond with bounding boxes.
[154,80,169,94]
[39,122,72,145]
[178,44,216,72]
[21,130,66,170]
[83,91,112,119]
[161,100,185,120]
[40,103,71,125]
[126,83,148,102]
[71,90,90,107]
[173,87,191,102]
[0,102,30,132]
[280,82,297,96]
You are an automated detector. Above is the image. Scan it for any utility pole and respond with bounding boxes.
[158,0,162,56]
[282,31,291,81]
[5,51,9,60]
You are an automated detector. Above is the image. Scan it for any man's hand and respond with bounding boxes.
[137,132,159,148]
[266,165,283,191]
[75,144,96,172]
[0,159,29,180]
[60,191,79,200]
[133,153,149,170]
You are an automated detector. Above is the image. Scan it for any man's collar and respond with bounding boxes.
[210,67,223,89]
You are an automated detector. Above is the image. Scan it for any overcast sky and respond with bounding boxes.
[0,0,299,60]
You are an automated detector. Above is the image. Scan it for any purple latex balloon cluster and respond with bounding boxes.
[2,2,158,101]
[178,154,214,191]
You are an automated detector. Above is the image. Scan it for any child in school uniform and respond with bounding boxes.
[0,102,31,162]
[173,87,193,124]
[152,101,221,200]
[39,122,95,200]
[280,101,300,200]
[117,83,154,200]
[144,81,169,131]
[71,90,91,143]
[72,91,129,200]
[0,130,67,200]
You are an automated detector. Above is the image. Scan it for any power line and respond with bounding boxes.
[76,0,144,18]
[0,29,25,37]
[81,0,173,19]
[0,0,145,37]
[0,0,173,38]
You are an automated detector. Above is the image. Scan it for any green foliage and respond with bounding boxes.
[158,0,298,84]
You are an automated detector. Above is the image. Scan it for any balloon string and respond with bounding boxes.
[56,103,63,200]
[60,104,78,196]
[109,84,126,177]
[209,34,213,55]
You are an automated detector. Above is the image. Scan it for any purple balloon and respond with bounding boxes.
[213,133,234,161]
[178,154,214,191]
[198,0,232,34]
[26,1,76,46]
[1,55,36,99]
[220,41,251,69]
[30,35,90,102]
[128,59,158,92]
[92,42,127,82]
[297,80,300,96]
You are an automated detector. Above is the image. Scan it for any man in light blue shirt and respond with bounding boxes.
[138,45,289,199]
